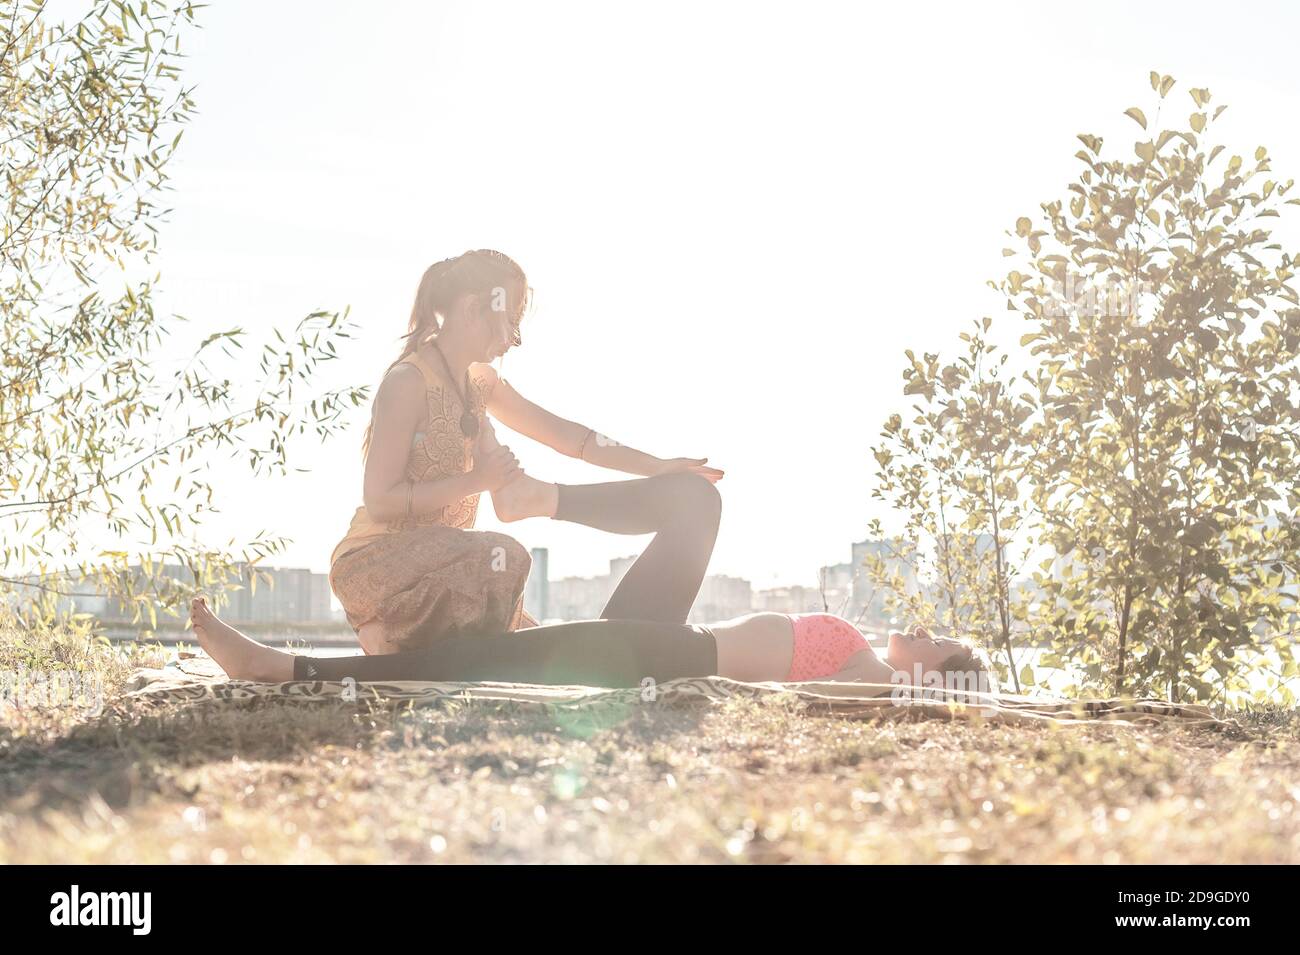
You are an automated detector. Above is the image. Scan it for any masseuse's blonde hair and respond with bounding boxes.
[361,250,531,460]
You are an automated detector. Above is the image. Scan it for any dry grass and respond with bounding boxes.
[2,617,1298,863]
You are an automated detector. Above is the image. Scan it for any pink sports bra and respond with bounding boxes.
[785,612,868,681]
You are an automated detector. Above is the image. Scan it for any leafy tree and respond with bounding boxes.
[872,71,1300,704]
[1,1,367,630]
[868,320,1033,692]
[1008,73,1300,703]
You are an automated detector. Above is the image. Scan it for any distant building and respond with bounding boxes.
[524,547,550,622]
[489,537,947,628]
[544,555,641,621]
[2,561,334,625]
[689,574,753,623]
[223,564,332,624]
[851,538,920,625]
[547,572,614,622]
[817,561,856,618]
[608,555,636,591]
[543,558,758,624]
[1,569,110,619]
[753,585,826,614]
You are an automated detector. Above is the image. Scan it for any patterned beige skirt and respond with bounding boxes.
[328,524,538,654]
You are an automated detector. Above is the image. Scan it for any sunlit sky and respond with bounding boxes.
[136,0,1300,590]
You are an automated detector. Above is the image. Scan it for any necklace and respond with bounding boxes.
[429,341,481,439]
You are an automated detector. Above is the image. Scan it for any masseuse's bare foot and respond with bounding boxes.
[492,473,558,522]
[188,595,295,682]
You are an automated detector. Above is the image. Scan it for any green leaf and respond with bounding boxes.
[1077,133,1103,154]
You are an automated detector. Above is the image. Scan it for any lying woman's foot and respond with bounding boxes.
[188,595,296,682]
[492,472,559,522]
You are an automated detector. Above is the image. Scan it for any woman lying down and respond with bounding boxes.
[189,597,997,693]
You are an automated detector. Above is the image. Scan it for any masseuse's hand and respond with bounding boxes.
[472,444,522,492]
[653,456,725,482]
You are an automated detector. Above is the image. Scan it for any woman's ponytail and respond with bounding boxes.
[359,251,529,461]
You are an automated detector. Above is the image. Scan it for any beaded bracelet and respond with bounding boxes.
[577,427,596,460]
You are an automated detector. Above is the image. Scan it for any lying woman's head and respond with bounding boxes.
[887,625,999,694]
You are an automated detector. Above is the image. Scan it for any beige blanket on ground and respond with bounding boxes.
[121,654,1235,731]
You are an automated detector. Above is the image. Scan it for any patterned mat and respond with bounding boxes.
[121,654,1235,730]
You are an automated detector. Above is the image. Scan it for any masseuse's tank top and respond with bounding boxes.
[329,349,496,566]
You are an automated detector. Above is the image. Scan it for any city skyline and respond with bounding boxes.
[8,535,920,629]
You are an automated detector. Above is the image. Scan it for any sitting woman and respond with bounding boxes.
[189,596,996,693]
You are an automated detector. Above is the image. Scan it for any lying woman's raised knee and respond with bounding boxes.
[663,471,721,522]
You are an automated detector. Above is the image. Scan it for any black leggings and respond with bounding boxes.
[553,471,722,624]
[293,618,718,687]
